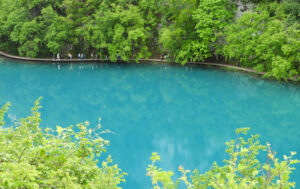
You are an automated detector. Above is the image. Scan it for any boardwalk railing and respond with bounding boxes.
[0,50,267,76]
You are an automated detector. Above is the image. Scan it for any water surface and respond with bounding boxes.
[0,58,299,188]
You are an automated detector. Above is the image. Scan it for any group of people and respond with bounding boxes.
[55,53,98,60]
[77,53,87,59]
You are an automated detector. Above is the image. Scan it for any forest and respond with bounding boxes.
[0,0,299,80]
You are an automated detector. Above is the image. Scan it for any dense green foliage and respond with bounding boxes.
[0,99,125,188]
[0,100,299,188]
[147,128,300,189]
[0,0,299,80]
[222,2,300,80]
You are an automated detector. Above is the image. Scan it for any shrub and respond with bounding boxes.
[147,128,300,189]
[0,98,126,188]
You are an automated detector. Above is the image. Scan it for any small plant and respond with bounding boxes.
[147,128,299,189]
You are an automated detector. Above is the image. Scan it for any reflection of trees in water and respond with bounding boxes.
[152,131,226,173]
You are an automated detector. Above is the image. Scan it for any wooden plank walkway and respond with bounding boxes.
[0,50,266,76]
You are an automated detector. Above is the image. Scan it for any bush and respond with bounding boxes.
[0,98,126,188]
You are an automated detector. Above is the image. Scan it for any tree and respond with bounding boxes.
[192,0,235,63]
[158,0,199,63]
[0,99,126,188]
[138,0,161,55]
[222,2,300,80]
[147,128,300,189]
[42,6,74,55]
[86,3,151,62]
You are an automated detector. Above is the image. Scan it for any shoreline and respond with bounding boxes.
[2,50,294,81]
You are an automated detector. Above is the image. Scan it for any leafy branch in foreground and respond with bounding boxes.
[0,99,299,188]
[0,99,126,188]
[147,128,300,189]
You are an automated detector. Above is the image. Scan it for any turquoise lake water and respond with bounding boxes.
[0,57,300,188]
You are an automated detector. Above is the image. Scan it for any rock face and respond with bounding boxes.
[235,0,255,19]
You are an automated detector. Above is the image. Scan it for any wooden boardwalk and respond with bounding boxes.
[0,50,266,76]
